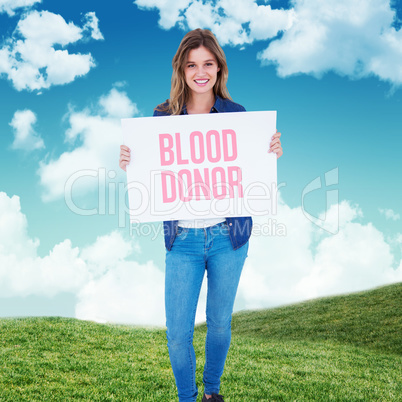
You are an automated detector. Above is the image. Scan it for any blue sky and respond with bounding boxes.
[0,0,401,324]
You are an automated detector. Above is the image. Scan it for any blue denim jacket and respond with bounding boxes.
[153,96,253,251]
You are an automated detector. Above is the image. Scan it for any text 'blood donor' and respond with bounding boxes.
[159,129,243,202]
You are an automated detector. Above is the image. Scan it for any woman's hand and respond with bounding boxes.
[119,145,131,171]
[269,130,283,159]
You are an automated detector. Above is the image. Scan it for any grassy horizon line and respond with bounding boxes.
[1,282,401,400]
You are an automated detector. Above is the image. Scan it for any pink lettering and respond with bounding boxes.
[162,166,242,203]
[190,131,205,164]
[193,168,211,200]
[159,134,174,166]
[161,171,176,202]
[206,130,221,163]
[211,167,227,199]
[222,129,237,162]
[175,132,189,165]
[227,166,243,197]
[178,169,193,201]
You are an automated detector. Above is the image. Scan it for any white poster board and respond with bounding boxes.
[122,111,277,223]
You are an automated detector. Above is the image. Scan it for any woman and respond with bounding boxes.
[120,28,283,402]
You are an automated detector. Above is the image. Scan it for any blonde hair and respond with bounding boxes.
[157,29,231,115]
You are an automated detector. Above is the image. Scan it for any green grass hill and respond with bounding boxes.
[1,283,401,401]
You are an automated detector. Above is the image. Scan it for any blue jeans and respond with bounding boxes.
[165,222,249,401]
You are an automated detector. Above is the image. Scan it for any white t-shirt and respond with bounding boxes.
[177,217,226,228]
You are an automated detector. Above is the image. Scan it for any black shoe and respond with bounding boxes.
[202,393,224,402]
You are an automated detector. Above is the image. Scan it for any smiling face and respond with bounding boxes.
[184,46,220,97]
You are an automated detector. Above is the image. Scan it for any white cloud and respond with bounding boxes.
[0,0,41,16]
[0,192,90,298]
[9,109,45,151]
[75,260,165,326]
[0,191,401,326]
[259,0,402,86]
[99,88,137,119]
[134,0,402,86]
[75,231,166,326]
[38,88,139,201]
[134,0,294,46]
[0,191,164,325]
[70,198,402,326]
[135,0,192,30]
[77,227,204,326]
[379,208,400,221]
[0,10,103,91]
[63,197,402,325]
[185,0,294,46]
[237,199,402,310]
[83,11,104,41]
[80,231,136,277]
[0,191,164,326]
